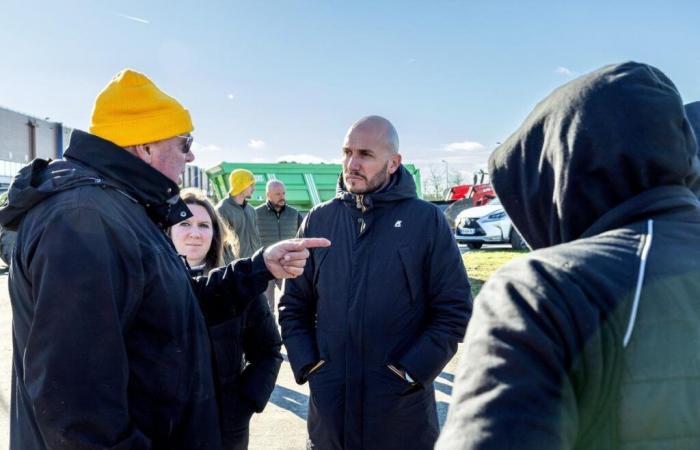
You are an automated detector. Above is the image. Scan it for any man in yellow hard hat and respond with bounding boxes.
[0,69,329,450]
[217,168,263,258]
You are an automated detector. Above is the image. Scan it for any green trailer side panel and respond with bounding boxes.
[205,162,422,211]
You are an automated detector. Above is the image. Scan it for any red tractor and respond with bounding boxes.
[446,183,495,206]
[442,171,496,229]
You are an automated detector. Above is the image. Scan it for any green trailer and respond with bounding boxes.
[206,162,422,211]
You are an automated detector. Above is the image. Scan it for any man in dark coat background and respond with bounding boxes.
[256,179,304,314]
[280,115,471,450]
[0,68,328,450]
[437,62,700,449]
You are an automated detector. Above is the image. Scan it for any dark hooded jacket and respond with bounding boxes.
[208,294,282,450]
[280,165,471,450]
[0,130,272,450]
[437,62,700,450]
[191,262,282,449]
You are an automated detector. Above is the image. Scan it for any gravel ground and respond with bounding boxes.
[0,273,462,449]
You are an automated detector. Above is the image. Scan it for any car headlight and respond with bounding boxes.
[480,210,506,223]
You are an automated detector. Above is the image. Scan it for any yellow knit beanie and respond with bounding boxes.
[90,69,193,147]
[229,169,256,196]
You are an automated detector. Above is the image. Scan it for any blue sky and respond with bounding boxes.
[1,0,698,183]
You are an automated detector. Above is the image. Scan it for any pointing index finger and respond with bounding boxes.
[296,237,331,249]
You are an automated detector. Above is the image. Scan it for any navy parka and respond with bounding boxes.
[280,166,471,450]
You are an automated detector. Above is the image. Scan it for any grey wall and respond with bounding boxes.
[0,107,72,183]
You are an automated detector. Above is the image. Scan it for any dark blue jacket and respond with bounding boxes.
[280,166,471,450]
[0,131,271,450]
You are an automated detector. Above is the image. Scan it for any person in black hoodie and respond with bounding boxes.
[171,188,282,449]
[0,69,328,450]
[437,62,700,449]
[280,115,471,450]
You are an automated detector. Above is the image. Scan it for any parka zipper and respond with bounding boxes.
[355,195,366,236]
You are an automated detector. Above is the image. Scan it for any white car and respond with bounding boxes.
[454,198,527,250]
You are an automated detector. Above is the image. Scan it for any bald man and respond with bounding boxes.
[280,116,471,450]
[256,180,303,313]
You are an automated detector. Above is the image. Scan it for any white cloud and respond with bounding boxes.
[112,12,150,24]
[190,142,269,170]
[248,139,266,149]
[276,154,330,164]
[227,93,234,100]
[554,66,573,76]
[443,140,485,152]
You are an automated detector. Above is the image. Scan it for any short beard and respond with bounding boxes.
[345,161,390,194]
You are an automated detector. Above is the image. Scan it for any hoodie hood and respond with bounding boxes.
[0,158,103,230]
[0,130,191,231]
[489,61,700,250]
[336,164,417,211]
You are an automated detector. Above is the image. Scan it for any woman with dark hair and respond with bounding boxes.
[172,188,283,449]
[171,188,229,272]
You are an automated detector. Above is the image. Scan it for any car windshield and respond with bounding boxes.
[489,198,501,206]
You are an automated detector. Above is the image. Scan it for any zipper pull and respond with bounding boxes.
[355,195,364,211]
[358,218,366,235]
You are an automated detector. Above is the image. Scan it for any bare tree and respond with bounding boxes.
[449,169,465,187]
[423,165,445,201]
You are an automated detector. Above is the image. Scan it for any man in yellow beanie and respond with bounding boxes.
[216,168,263,259]
[0,69,329,450]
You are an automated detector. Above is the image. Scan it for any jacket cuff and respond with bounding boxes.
[250,247,275,282]
[284,333,319,385]
[398,347,447,387]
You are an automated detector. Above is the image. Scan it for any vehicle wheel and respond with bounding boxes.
[467,242,483,250]
[510,229,528,250]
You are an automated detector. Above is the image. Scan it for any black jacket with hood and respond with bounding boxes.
[437,62,700,449]
[190,261,282,448]
[280,165,471,450]
[0,131,271,450]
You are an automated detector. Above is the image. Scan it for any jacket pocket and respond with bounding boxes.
[308,335,332,384]
[385,364,422,397]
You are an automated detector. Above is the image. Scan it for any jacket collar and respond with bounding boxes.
[581,185,700,239]
[226,196,247,209]
[266,200,285,214]
[336,165,417,213]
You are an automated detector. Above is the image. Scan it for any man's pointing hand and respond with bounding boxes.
[263,238,331,279]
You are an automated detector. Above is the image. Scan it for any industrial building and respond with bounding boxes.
[0,107,71,189]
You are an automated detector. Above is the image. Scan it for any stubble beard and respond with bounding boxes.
[344,161,390,195]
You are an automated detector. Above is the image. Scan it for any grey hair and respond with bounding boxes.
[266,179,285,192]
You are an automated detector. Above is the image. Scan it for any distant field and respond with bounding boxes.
[463,248,529,298]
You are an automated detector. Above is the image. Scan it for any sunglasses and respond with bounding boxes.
[176,135,194,154]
